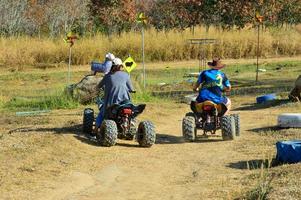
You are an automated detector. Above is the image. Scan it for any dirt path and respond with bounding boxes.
[1,98,297,200]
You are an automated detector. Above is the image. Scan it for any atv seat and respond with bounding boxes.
[190,101,228,116]
[105,100,146,119]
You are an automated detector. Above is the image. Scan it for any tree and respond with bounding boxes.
[0,0,30,36]
[26,0,47,37]
[88,0,137,35]
[45,0,90,37]
[277,0,301,26]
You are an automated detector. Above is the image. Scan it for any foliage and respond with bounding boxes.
[88,0,137,34]
[0,1,31,36]
[0,0,300,36]
[0,0,89,37]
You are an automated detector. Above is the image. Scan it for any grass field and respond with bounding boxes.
[0,57,300,199]
[0,57,300,111]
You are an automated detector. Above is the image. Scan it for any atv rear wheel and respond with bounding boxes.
[83,108,94,135]
[96,120,118,147]
[185,112,194,117]
[221,115,236,141]
[182,116,196,142]
[137,121,156,147]
[231,114,240,136]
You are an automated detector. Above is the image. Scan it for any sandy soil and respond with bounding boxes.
[0,97,300,200]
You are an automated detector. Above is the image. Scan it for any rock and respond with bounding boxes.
[66,75,104,104]
[288,75,301,102]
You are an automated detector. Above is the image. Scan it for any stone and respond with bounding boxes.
[289,75,301,102]
[66,75,104,104]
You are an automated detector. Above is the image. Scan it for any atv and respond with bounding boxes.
[83,98,156,147]
[182,101,240,141]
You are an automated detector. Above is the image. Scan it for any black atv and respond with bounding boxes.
[83,99,156,147]
[182,101,240,141]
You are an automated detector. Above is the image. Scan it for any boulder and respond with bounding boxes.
[289,75,301,102]
[66,75,103,104]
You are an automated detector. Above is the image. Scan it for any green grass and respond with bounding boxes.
[3,91,79,111]
[0,59,299,111]
[131,90,166,103]
[130,60,301,87]
[244,172,273,200]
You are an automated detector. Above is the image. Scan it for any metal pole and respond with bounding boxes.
[199,43,201,72]
[256,24,260,82]
[68,46,72,85]
[142,25,146,89]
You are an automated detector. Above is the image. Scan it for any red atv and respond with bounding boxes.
[182,101,240,141]
[83,99,156,147]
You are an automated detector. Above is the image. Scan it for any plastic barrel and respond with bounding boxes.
[278,113,301,128]
[276,140,301,163]
[256,94,276,104]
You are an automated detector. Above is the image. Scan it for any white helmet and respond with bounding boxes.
[112,58,123,66]
[105,53,115,61]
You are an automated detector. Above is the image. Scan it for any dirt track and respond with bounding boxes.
[0,97,300,200]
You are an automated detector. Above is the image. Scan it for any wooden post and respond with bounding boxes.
[256,24,260,82]
[68,46,72,85]
[142,25,146,89]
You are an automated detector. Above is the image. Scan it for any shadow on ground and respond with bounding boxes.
[247,126,284,133]
[233,99,292,111]
[155,134,224,144]
[8,125,225,147]
[155,134,184,144]
[227,159,279,170]
[74,135,99,146]
[8,123,82,135]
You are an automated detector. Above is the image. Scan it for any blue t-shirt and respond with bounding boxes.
[196,69,231,104]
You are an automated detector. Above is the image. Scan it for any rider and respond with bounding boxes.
[91,53,115,75]
[95,57,135,130]
[193,58,231,112]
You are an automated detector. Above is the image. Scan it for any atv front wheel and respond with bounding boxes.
[231,114,240,136]
[182,116,196,142]
[83,108,94,135]
[137,121,156,147]
[221,115,236,141]
[96,120,118,147]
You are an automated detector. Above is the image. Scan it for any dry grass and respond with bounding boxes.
[1,94,301,199]
[0,26,300,68]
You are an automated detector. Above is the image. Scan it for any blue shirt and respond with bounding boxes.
[98,71,134,115]
[196,69,231,104]
[91,60,112,74]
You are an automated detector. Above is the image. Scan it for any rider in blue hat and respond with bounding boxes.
[193,58,231,112]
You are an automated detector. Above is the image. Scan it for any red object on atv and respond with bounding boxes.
[122,108,132,115]
[203,105,214,111]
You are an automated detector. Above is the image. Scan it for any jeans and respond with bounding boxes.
[95,107,105,127]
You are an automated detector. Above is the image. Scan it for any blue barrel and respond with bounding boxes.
[256,94,276,104]
[276,140,301,163]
